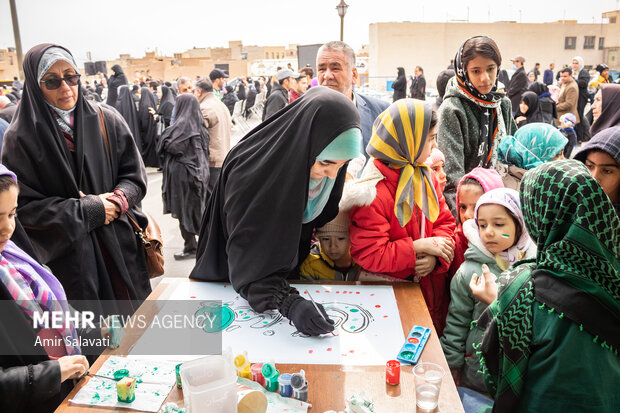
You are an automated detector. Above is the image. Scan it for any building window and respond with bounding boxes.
[610,16,616,23]
[584,36,595,49]
[9,56,13,65]
[599,37,605,50]
[564,36,576,50]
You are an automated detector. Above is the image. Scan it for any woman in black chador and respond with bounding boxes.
[138,86,160,167]
[190,86,362,336]
[158,94,210,260]
[105,64,127,106]
[1,44,151,310]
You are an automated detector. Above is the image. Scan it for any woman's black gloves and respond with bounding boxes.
[279,293,335,336]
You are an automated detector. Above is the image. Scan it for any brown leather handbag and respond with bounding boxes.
[98,107,165,278]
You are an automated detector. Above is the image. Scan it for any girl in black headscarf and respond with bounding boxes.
[157,85,175,128]
[190,86,362,336]
[138,86,160,167]
[157,94,210,259]
[105,64,127,106]
[2,44,151,311]
[115,85,141,150]
[528,82,557,125]
[392,67,407,101]
[515,91,544,128]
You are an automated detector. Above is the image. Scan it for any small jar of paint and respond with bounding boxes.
[290,370,308,402]
[234,352,252,379]
[250,363,265,386]
[261,363,280,392]
[386,360,400,385]
[278,373,293,397]
[175,363,183,389]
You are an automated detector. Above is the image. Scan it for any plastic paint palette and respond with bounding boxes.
[396,325,431,364]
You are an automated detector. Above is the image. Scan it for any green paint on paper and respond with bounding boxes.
[349,308,359,313]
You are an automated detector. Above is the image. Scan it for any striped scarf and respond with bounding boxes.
[366,99,439,226]
[0,253,80,356]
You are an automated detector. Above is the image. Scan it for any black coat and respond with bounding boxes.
[222,91,238,115]
[138,87,160,167]
[262,83,289,121]
[115,86,141,150]
[105,64,128,106]
[157,94,209,234]
[507,67,528,113]
[189,87,360,313]
[2,44,151,312]
[158,86,175,128]
[392,71,407,101]
[237,83,247,100]
[410,75,426,100]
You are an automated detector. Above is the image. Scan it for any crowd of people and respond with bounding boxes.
[0,36,618,413]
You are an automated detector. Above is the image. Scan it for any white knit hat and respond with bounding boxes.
[315,211,350,237]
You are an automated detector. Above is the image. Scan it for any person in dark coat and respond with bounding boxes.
[244,81,259,118]
[158,94,209,260]
[391,67,407,101]
[1,44,151,312]
[515,91,544,128]
[115,85,141,150]
[262,69,298,121]
[157,85,176,128]
[572,56,591,142]
[528,82,557,124]
[105,64,127,106]
[434,69,455,110]
[221,85,238,115]
[189,87,362,336]
[236,80,246,101]
[138,86,160,167]
[507,56,528,115]
[410,66,426,100]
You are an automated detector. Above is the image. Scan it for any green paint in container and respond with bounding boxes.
[175,363,183,389]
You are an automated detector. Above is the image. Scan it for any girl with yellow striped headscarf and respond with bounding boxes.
[344,98,457,335]
[367,98,440,227]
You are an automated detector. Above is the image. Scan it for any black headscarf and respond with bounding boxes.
[138,86,160,167]
[189,86,361,312]
[115,85,141,149]
[2,43,150,307]
[157,94,210,234]
[106,64,127,106]
[516,91,544,126]
[158,85,175,127]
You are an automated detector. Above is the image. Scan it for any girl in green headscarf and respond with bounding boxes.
[473,160,619,413]
[497,122,567,190]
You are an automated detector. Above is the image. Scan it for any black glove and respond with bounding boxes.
[279,293,335,336]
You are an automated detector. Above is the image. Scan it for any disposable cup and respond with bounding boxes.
[413,362,445,411]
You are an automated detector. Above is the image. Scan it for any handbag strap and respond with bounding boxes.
[97,106,144,237]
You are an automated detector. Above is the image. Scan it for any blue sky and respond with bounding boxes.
[1,0,618,65]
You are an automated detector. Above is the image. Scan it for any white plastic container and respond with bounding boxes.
[179,353,238,413]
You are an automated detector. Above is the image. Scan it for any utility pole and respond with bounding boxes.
[9,0,24,81]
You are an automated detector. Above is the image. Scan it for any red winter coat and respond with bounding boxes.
[345,159,456,335]
[448,224,468,277]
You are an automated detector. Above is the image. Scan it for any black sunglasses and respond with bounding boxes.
[40,74,81,90]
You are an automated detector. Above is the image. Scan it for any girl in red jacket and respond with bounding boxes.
[341,99,456,335]
[447,168,504,278]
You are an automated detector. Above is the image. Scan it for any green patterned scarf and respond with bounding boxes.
[479,160,620,412]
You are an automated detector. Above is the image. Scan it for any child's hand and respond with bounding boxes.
[413,237,454,263]
[469,264,498,305]
[415,254,436,277]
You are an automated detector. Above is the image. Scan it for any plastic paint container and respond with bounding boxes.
[234,352,252,379]
[290,369,308,402]
[278,373,293,397]
[179,355,237,413]
[261,363,280,392]
[250,363,265,386]
[386,360,400,385]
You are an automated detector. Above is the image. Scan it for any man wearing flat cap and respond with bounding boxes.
[209,68,229,100]
[507,55,528,116]
[262,69,300,121]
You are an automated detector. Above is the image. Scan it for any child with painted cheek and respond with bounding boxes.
[448,168,504,278]
[440,188,536,392]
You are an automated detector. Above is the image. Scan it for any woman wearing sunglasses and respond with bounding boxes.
[1,44,151,311]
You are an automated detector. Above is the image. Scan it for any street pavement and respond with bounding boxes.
[147,114,260,289]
